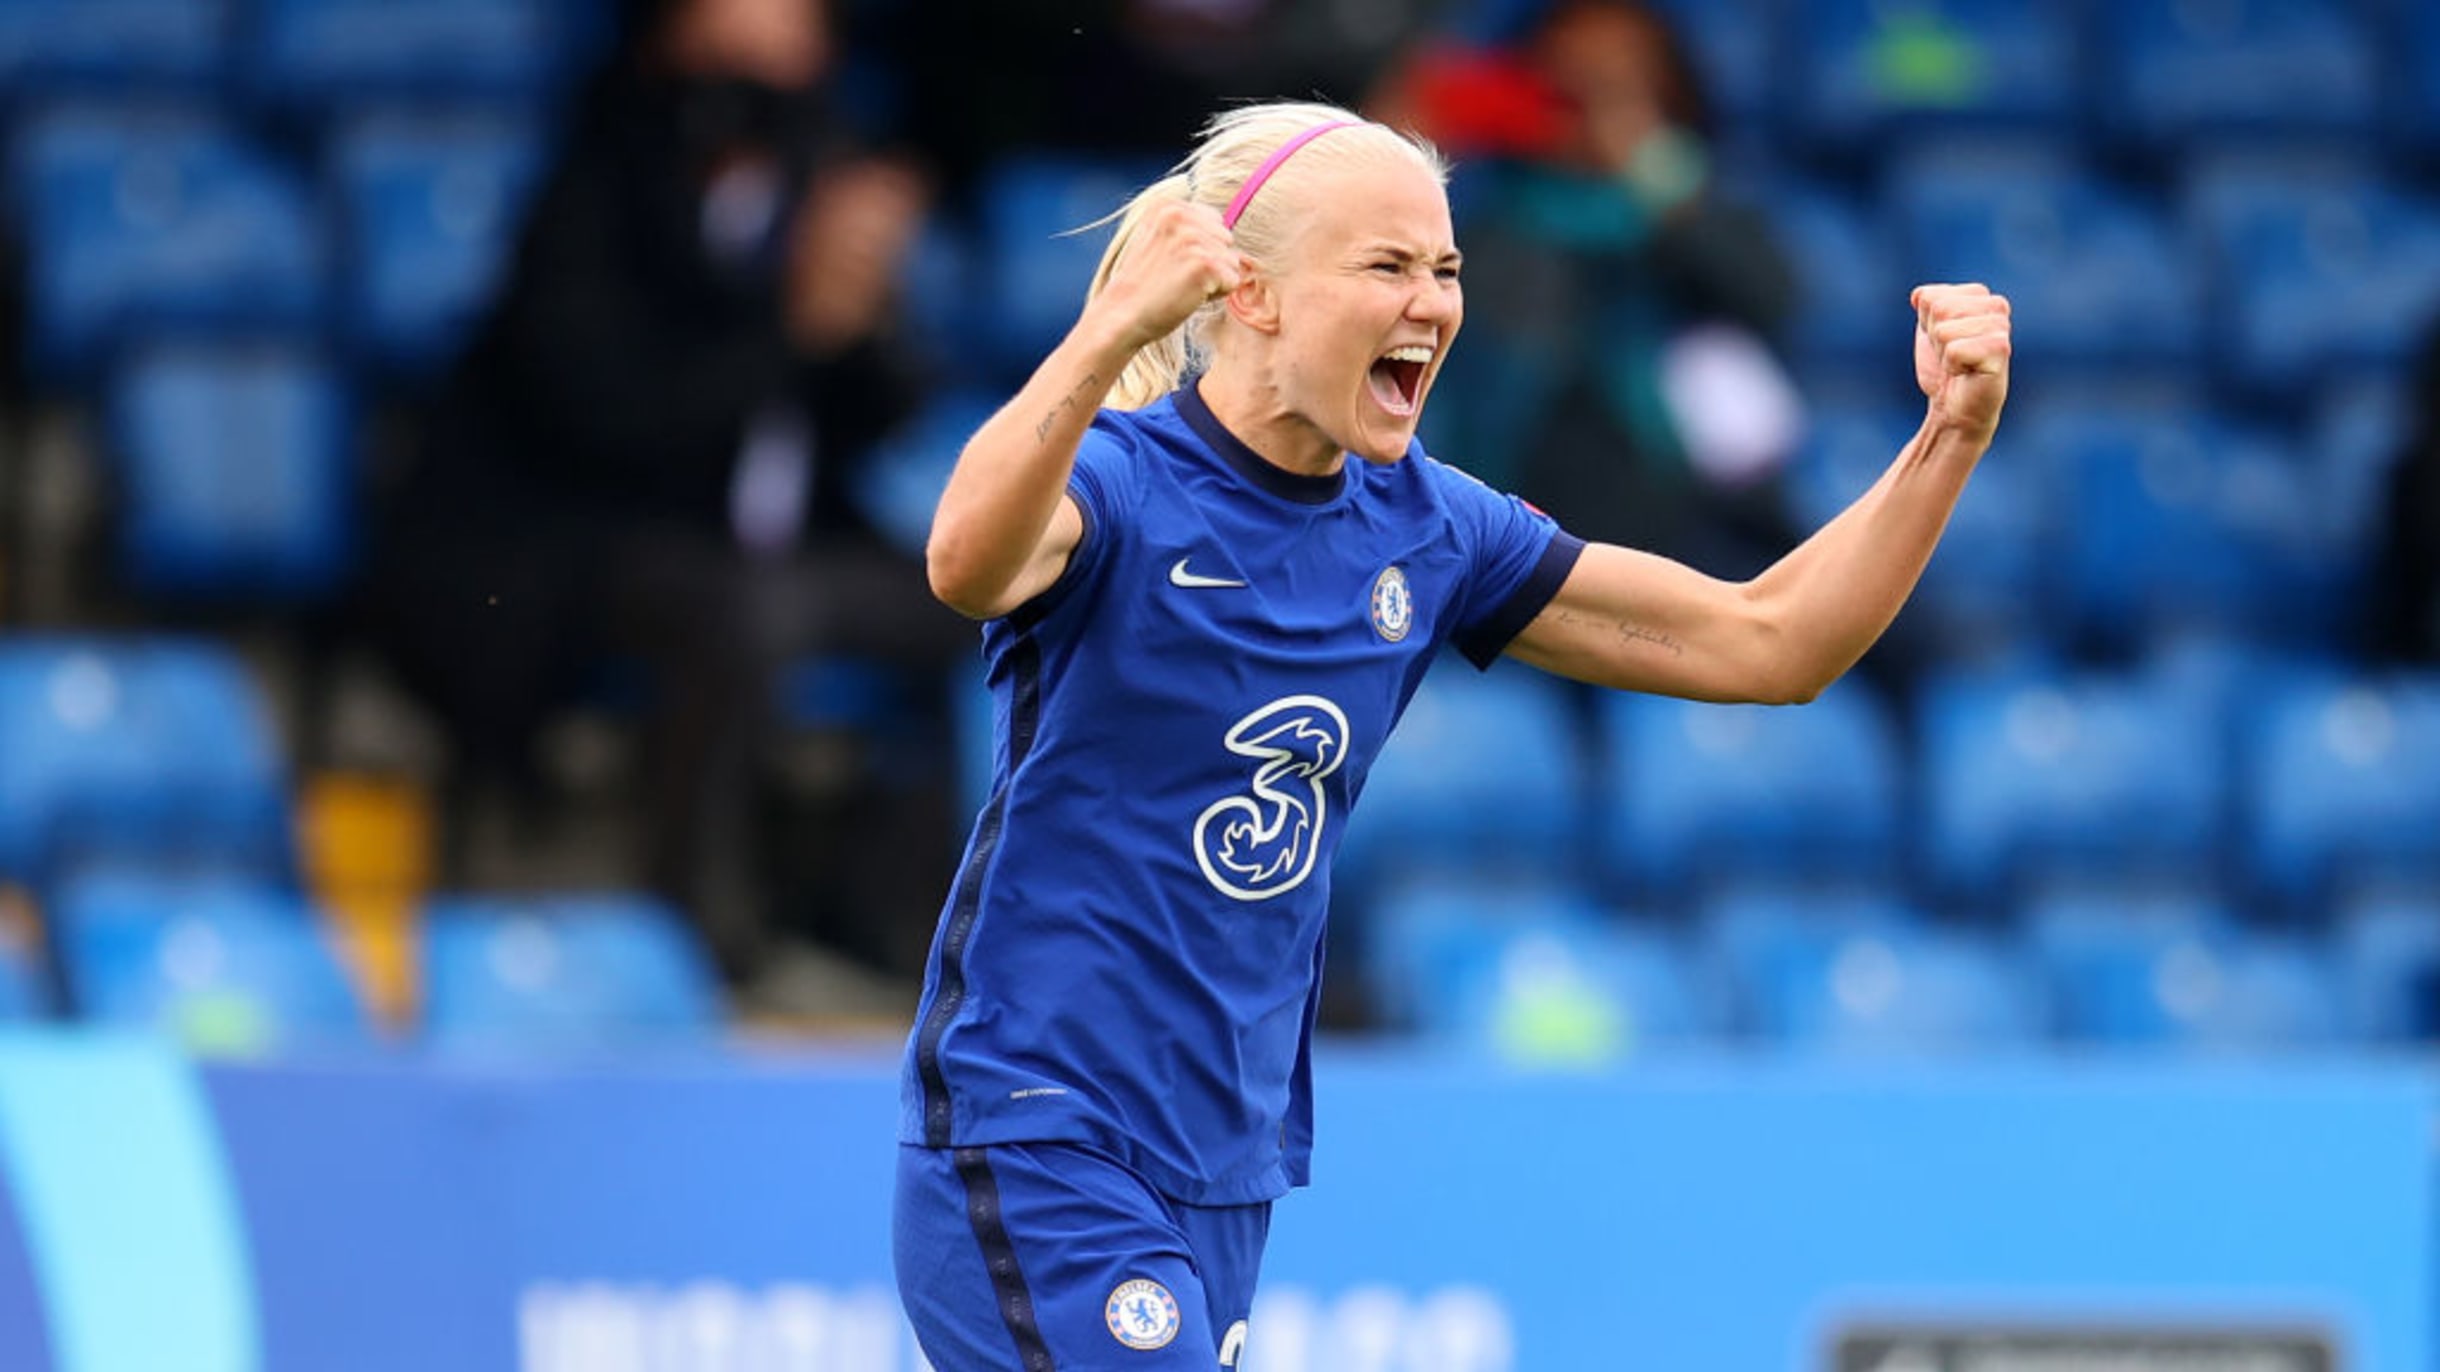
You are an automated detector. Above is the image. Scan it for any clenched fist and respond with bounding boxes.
[1085,199,1246,354]
[1912,282,2012,441]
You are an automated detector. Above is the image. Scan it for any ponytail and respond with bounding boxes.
[1083,171,1208,411]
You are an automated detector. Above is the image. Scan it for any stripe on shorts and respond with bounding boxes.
[953,1146,1056,1372]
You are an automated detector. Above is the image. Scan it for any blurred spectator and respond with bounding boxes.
[362,0,966,1000]
[1375,0,1802,579]
[2375,324,2440,663]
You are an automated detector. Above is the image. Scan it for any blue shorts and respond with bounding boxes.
[894,1141,1272,1370]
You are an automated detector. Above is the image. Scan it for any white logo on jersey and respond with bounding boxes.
[1169,557,1247,589]
[1193,694,1349,901]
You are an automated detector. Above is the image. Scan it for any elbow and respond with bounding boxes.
[923,533,1000,621]
[1740,600,1836,706]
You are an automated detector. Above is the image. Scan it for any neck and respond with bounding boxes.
[1195,362,1346,479]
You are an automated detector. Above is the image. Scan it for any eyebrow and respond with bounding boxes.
[1358,243,1465,266]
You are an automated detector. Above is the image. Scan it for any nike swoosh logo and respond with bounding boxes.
[1169,558,1247,589]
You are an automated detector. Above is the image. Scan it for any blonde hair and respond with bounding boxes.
[1083,101,1449,410]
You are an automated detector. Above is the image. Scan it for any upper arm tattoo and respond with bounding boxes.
[1548,607,1686,658]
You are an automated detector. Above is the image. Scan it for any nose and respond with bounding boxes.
[1405,275,1457,326]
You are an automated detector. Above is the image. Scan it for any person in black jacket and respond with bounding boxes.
[366,0,964,994]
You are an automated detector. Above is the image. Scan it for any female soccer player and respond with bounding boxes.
[894,101,2010,1370]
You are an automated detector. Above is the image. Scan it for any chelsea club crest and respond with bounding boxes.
[1370,565,1413,643]
[1107,1278,1182,1350]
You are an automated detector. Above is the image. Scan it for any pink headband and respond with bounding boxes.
[1222,120,1360,230]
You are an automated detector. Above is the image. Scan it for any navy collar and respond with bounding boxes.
[1174,379,1346,506]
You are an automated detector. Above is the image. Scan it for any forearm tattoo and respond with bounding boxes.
[1036,370,1104,444]
[1552,608,1685,657]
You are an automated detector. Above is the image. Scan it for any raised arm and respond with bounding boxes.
[925,201,1244,619]
[1506,282,2012,704]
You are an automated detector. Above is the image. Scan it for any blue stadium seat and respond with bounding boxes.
[1887,143,2200,377]
[421,894,724,1051]
[103,342,356,601]
[2097,0,2378,152]
[1646,0,1782,127]
[2016,399,2338,648]
[51,872,369,1054]
[2245,675,2440,905]
[1787,393,2048,653]
[1768,178,1903,375]
[2183,154,2440,397]
[1366,882,1717,1061]
[1597,678,1901,900]
[0,637,289,887]
[2334,894,2440,1042]
[2411,2,2440,154]
[248,0,573,108]
[1336,659,1586,899]
[1702,890,2037,1052]
[1919,670,2225,899]
[851,389,1001,560]
[1789,0,2079,153]
[975,155,1166,376]
[330,112,546,376]
[0,0,226,93]
[2025,890,2343,1049]
[13,106,326,384]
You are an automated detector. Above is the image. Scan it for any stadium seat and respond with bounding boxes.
[50,872,370,1054]
[248,0,572,109]
[1335,659,1586,900]
[1788,0,2078,154]
[1597,677,1901,900]
[103,342,357,601]
[2096,0,2378,153]
[0,637,289,888]
[851,389,1002,560]
[1365,882,1717,1061]
[1768,178,1903,375]
[1645,0,1781,127]
[0,0,226,93]
[1702,890,2037,1053]
[329,111,547,376]
[2183,154,2440,397]
[421,894,724,1051]
[2334,894,2440,1043]
[2024,891,2343,1050]
[13,105,326,384]
[2016,399,2337,649]
[2244,674,2440,905]
[1787,393,2048,654]
[1919,669,2225,899]
[1886,142,2200,377]
[975,155,1167,376]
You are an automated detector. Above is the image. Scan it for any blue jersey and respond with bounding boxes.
[899,383,1583,1205]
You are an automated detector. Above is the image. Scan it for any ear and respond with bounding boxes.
[1221,258,1281,335]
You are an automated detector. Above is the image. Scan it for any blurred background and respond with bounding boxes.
[1,0,2439,1368]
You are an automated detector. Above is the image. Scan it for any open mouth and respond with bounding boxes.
[1366,345,1432,417]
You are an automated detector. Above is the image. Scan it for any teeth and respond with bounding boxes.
[1382,346,1434,363]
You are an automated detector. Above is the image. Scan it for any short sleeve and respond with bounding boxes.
[1434,461,1587,669]
[1006,411,1140,626]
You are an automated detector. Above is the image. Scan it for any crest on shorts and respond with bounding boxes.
[1370,565,1413,643]
[1106,1278,1181,1350]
